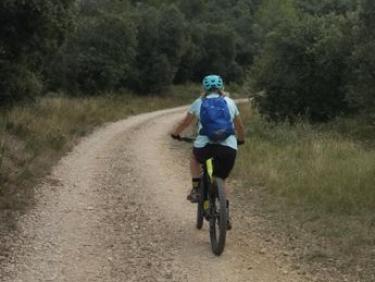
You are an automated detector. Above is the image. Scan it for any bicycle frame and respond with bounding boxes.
[201,158,214,212]
[176,136,227,255]
[198,158,219,220]
[205,158,214,182]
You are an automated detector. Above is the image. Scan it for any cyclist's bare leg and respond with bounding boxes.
[187,153,201,202]
[190,153,201,178]
[223,181,229,197]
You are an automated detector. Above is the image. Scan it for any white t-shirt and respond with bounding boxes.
[188,93,240,150]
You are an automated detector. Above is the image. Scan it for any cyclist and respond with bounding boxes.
[171,74,245,229]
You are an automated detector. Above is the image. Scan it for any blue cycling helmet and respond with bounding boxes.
[202,75,224,92]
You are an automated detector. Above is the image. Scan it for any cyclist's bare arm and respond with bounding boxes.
[234,115,245,142]
[172,113,196,136]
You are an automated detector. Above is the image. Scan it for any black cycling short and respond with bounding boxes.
[193,144,237,179]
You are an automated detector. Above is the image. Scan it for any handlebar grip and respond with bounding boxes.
[180,136,195,143]
[171,134,182,140]
[237,139,245,146]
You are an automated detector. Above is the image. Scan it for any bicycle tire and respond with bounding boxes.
[196,177,205,229]
[209,177,227,256]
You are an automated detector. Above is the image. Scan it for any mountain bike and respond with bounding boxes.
[179,137,228,256]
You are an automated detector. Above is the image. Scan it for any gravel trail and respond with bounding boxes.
[1,106,308,282]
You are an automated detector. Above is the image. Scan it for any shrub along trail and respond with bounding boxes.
[1,106,306,282]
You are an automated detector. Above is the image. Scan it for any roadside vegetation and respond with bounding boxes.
[3,0,372,123]
[235,103,375,280]
[237,104,375,214]
[0,86,197,210]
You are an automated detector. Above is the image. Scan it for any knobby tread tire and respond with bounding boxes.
[196,179,205,229]
[209,177,227,256]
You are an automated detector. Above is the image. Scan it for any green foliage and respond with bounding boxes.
[176,0,261,83]
[178,0,207,20]
[1,0,263,98]
[174,23,206,83]
[346,0,375,119]
[196,23,241,81]
[255,0,298,34]
[295,0,357,15]
[131,5,187,94]
[159,5,187,67]
[52,11,137,93]
[250,0,375,122]
[0,0,76,104]
[251,1,355,122]
[0,0,76,62]
[232,1,260,66]
[0,64,43,104]
[2,0,375,120]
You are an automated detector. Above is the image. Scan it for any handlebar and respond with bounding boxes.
[171,134,195,143]
[180,136,195,143]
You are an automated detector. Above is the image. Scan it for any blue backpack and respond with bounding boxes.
[199,96,235,142]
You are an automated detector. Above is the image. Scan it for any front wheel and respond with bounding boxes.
[209,178,227,256]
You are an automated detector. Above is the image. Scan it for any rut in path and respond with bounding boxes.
[1,106,306,282]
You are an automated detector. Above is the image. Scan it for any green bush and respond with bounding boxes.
[51,11,137,94]
[295,0,357,15]
[197,23,242,82]
[131,5,187,94]
[0,0,76,104]
[251,11,353,122]
[0,64,42,105]
[346,0,375,119]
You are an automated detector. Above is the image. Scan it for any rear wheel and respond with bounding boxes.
[196,177,205,229]
[209,178,227,256]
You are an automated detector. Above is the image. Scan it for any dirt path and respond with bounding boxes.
[1,106,308,282]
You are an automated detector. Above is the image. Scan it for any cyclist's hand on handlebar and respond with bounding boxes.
[171,133,182,141]
[237,139,245,146]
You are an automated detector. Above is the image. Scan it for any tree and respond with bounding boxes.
[255,0,298,35]
[346,0,375,118]
[131,4,187,94]
[252,12,352,122]
[178,0,207,20]
[158,5,187,80]
[174,23,205,83]
[51,11,137,93]
[0,0,76,104]
[295,0,356,15]
[176,0,260,83]
[197,24,241,82]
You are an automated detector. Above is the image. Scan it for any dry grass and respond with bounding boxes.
[236,104,375,215]
[234,103,375,280]
[0,90,193,210]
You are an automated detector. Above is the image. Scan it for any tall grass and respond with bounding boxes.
[236,104,375,215]
[235,104,375,280]
[0,90,193,210]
